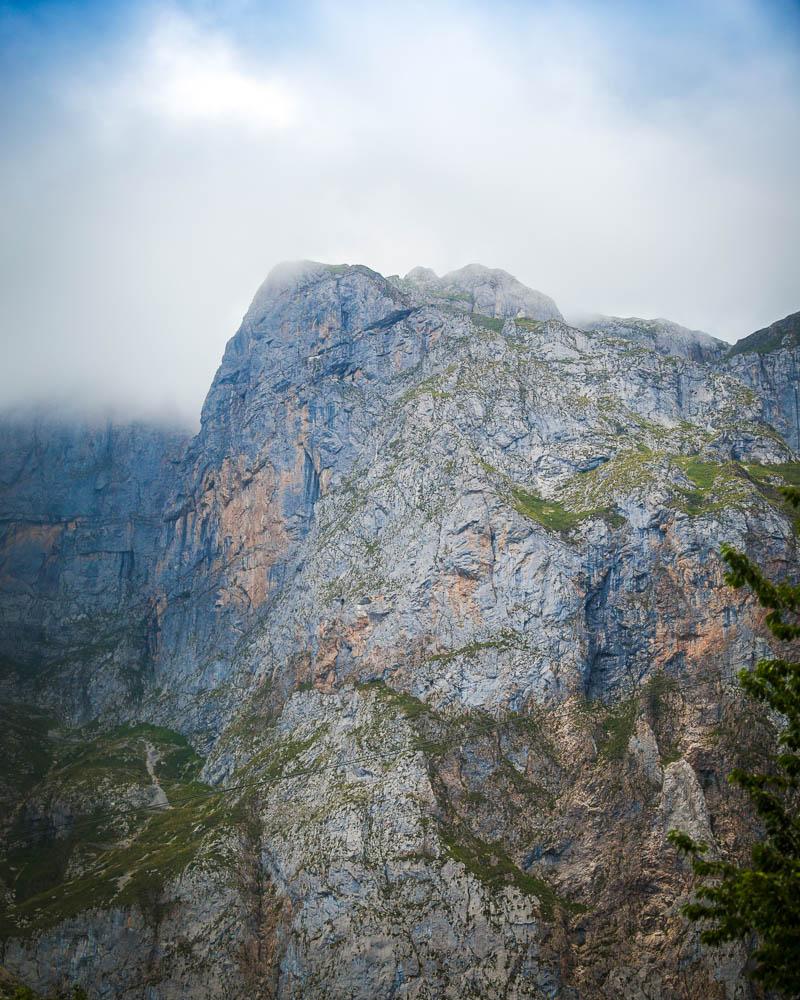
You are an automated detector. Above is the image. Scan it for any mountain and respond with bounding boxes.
[726,310,800,358]
[397,263,563,321]
[578,315,726,363]
[724,311,800,452]
[0,263,798,999]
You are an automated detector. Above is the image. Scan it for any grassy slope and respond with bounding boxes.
[0,713,241,938]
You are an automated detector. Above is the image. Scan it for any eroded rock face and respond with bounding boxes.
[0,261,797,998]
[726,344,800,452]
[0,419,188,719]
[578,315,726,364]
[398,263,563,321]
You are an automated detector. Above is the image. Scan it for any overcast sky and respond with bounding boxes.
[1,0,799,427]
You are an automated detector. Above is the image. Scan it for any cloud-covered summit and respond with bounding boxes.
[399,264,563,321]
[0,0,798,424]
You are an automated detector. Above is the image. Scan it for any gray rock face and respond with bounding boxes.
[0,418,188,719]
[726,310,800,358]
[579,315,726,363]
[399,263,563,321]
[725,344,800,451]
[0,262,797,998]
[2,868,250,1000]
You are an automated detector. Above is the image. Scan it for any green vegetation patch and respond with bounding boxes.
[241,728,327,783]
[511,487,587,532]
[745,461,800,487]
[582,677,684,765]
[562,447,662,509]
[676,457,724,491]
[512,317,543,332]
[671,456,759,517]
[642,672,678,724]
[395,367,457,407]
[0,967,79,1000]
[51,723,203,790]
[510,487,622,534]
[438,823,579,920]
[426,629,527,665]
[0,704,57,803]
[0,721,241,939]
[744,462,800,532]
[596,697,638,762]
[469,313,504,333]
[725,312,800,358]
[2,785,238,937]
[642,672,682,763]
[359,680,438,723]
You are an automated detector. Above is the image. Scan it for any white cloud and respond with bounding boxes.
[0,0,798,425]
[143,21,297,128]
[90,11,299,131]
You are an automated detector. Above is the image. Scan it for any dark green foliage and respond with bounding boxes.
[725,311,800,358]
[597,697,638,761]
[0,975,86,999]
[642,671,678,723]
[0,722,240,938]
[669,485,800,995]
[510,487,622,533]
[0,705,57,802]
[438,823,562,919]
[642,672,682,763]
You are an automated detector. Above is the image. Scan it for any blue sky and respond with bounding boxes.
[1,0,799,423]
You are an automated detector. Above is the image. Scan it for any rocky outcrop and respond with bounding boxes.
[723,312,800,451]
[0,262,797,998]
[725,357,800,453]
[398,263,563,321]
[578,315,726,363]
[0,418,188,720]
[726,310,800,359]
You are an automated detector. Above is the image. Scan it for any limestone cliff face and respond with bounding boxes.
[0,419,188,718]
[725,349,800,452]
[398,263,563,321]
[0,263,798,999]
[723,312,800,451]
[578,315,726,364]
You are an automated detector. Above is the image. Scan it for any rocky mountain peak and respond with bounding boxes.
[579,314,726,363]
[726,309,800,359]
[403,265,439,286]
[2,258,800,999]
[243,260,396,327]
[724,310,800,450]
[402,262,563,321]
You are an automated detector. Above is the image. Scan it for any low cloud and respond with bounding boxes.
[117,13,298,130]
[0,0,798,426]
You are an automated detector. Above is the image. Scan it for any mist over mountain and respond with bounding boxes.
[1,0,799,425]
[0,260,797,997]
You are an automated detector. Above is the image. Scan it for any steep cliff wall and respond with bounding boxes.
[0,419,188,719]
[0,264,797,999]
[725,325,800,452]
